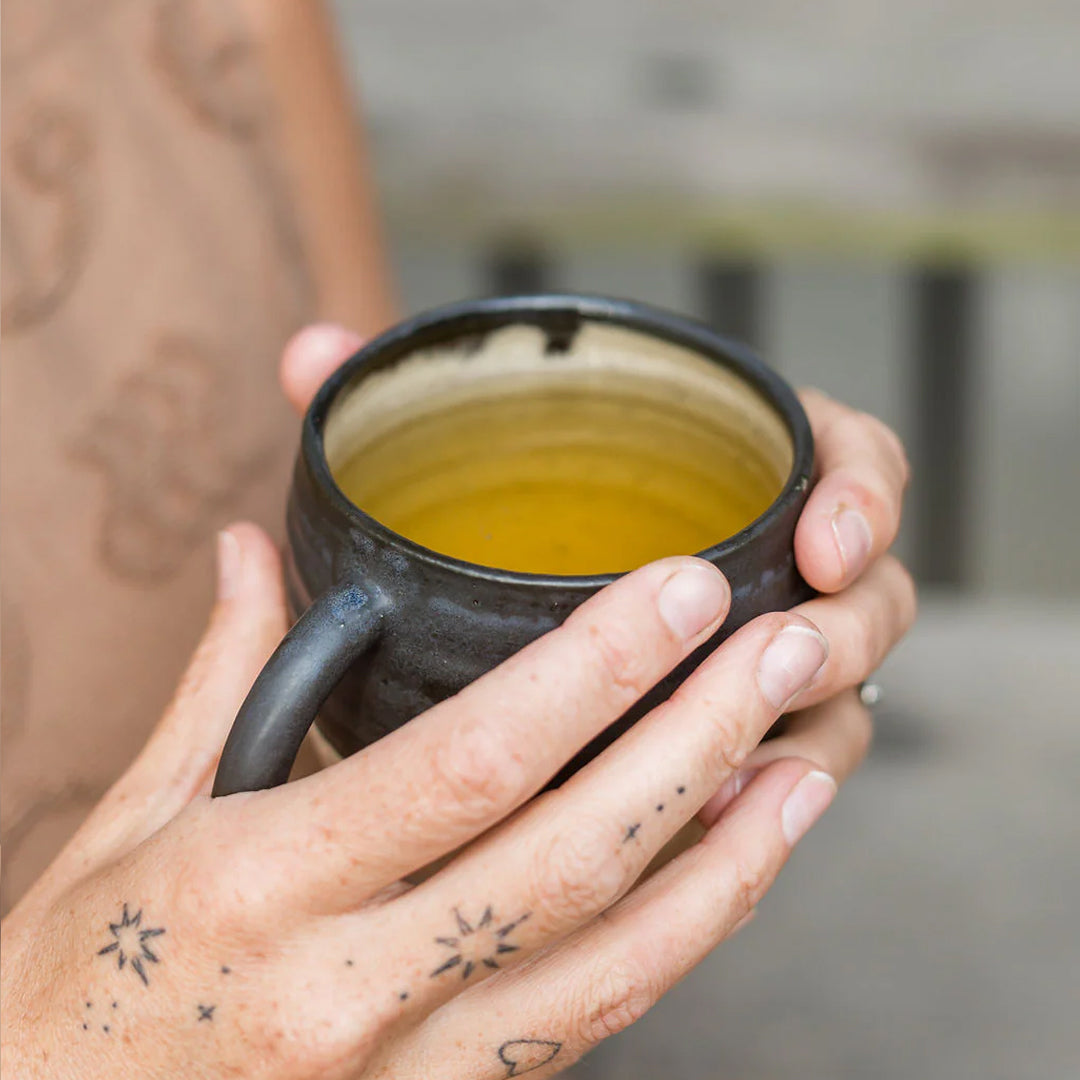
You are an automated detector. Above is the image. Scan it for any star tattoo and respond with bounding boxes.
[96,903,166,986]
[430,907,530,980]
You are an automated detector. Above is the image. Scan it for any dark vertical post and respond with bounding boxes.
[697,257,762,350]
[909,264,976,588]
[485,240,550,295]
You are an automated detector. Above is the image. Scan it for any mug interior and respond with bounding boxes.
[321,318,795,576]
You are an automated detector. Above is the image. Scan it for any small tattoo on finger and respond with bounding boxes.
[430,907,531,980]
[498,1038,563,1076]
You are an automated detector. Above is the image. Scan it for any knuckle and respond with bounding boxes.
[570,962,658,1047]
[730,854,770,915]
[425,721,528,824]
[583,619,655,696]
[857,412,911,489]
[890,558,919,633]
[193,853,278,931]
[702,708,750,775]
[530,821,631,927]
[250,998,368,1077]
[845,597,884,675]
[876,420,912,487]
[870,557,919,646]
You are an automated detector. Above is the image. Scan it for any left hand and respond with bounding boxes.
[280,324,915,795]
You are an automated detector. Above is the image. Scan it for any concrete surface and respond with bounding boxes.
[564,596,1080,1079]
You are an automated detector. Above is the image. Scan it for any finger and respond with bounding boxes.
[72,524,289,864]
[698,690,871,827]
[379,759,833,1079]
[796,389,911,592]
[256,557,732,906]
[348,612,826,1018]
[772,555,917,712]
[279,322,364,415]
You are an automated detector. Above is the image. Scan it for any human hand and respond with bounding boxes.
[280,324,916,790]
[0,503,911,1079]
[0,320,913,1078]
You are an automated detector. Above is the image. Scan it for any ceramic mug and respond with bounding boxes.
[212,295,814,797]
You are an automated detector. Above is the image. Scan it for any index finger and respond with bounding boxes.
[796,389,911,593]
[248,557,732,909]
[279,323,364,415]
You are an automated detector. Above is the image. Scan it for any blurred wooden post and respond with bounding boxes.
[909,264,976,589]
[697,256,763,352]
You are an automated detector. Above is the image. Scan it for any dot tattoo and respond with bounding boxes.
[398,991,409,1001]
[220,966,231,975]
[656,803,665,812]
[677,785,686,795]
[497,1038,563,1077]
[430,907,531,980]
[96,903,166,986]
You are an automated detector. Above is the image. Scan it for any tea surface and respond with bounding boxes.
[332,380,785,575]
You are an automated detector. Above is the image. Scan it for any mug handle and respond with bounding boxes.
[211,581,385,797]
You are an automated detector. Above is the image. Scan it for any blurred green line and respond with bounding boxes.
[386,196,1080,262]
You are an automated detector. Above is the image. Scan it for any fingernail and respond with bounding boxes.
[216,529,243,601]
[781,770,837,845]
[657,563,729,640]
[832,507,873,580]
[757,625,828,709]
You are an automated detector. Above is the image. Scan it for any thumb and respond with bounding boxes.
[56,524,289,876]
[128,522,290,809]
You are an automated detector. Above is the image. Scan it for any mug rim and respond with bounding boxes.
[302,293,814,589]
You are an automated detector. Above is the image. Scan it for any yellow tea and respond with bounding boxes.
[326,325,792,576]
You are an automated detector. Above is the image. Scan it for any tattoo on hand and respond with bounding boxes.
[80,1001,118,1036]
[196,1004,216,1022]
[96,903,166,986]
[498,1039,562,1077]
[623,822,642,843]
[430,906,531,980]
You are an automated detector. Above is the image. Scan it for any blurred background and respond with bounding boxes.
[329,12,1080,1070]
[3,1,1078,1076]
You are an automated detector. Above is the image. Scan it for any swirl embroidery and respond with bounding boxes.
[72,334,277,580]
[1,99,96,333]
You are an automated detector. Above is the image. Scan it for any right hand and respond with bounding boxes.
[1,510,913,1079]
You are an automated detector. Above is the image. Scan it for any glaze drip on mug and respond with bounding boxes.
[326,324,792,576]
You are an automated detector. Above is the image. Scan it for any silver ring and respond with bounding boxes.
[859,681,884,708]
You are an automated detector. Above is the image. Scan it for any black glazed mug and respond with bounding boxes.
[212,295,815,797]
